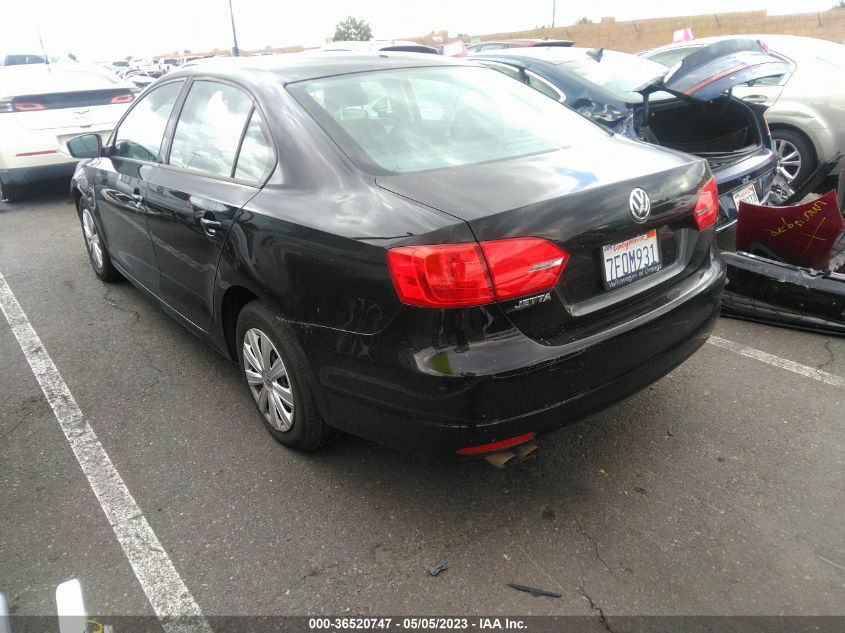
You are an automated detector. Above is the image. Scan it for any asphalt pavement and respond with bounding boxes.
[1,184,843,623]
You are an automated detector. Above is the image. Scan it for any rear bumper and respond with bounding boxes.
[713,146,777,231]
[297,249,726,456]
[721,251,845,336]
[0,162,77,186]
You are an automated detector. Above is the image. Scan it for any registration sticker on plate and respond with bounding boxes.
[602,230,662,290]
[732,182,759,209]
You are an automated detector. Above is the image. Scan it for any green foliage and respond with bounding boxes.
[835,1,845,8]
[575,17,593,25]
[333,16,373,42]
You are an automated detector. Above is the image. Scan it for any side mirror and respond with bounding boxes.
[66,133,103,159]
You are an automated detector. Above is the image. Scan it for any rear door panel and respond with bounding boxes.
[144,169,258,331]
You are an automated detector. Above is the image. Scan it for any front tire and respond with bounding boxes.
[78,198,121,282]
[236,301,328,451]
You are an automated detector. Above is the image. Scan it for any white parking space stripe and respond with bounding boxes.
[0,271,212,633]
[707,335,845,388]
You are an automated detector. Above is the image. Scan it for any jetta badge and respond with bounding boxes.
[629,188,651,223]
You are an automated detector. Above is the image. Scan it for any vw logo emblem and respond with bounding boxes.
[629,188,651,223]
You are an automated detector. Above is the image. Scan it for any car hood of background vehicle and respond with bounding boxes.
[638,38,792,102]
[375,135,698,222]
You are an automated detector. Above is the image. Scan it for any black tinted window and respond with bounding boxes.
[234,111,275,182]
[113,81,183,161]
[169,80,253,178]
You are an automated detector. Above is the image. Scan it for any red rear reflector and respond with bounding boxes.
[387,243,495,307]
[693,177,719,230]
[456,432,536,455]
[110,93,134,104]
[14,102,45,111]
[481,237,569,301]
[15,150,57,157]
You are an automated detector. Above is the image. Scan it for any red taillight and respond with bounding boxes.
[387,243,495,307]
[387,237,569,308]
[481,237,569,301]
[14,102,45,111]
[693,177,719,230]
[110,93,134,104]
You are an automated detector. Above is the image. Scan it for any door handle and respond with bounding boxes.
[200,217,223,236]
[743,94,769,104]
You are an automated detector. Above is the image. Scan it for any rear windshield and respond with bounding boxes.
[288,65,609,174]
[1,54,64,66]
[560,51,668,102]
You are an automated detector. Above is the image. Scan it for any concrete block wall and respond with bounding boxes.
[437,8,845,53]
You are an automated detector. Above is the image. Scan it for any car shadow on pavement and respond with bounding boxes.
[1,178,72,207]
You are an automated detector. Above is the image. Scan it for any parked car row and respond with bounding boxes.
[473,40,790,247]
[5,37,844,459]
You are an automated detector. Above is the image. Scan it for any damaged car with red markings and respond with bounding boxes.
[67,53,725,458]
[474,39,793,248]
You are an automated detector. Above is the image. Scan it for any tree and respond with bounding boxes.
[574,17,593,25]
[67,53,77,61]
[332,16,372,42]
[183,49,192,54]
[835,0,845,8]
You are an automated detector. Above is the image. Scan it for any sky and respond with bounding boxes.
[3,0,836,61]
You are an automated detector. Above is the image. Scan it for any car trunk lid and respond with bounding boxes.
[638,39,792,101]
[377,137,712,342]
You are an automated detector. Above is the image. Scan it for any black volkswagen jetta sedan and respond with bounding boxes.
[67,53,725,457]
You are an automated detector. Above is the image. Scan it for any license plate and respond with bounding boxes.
[602,229,662,290]
[732,182,759,209]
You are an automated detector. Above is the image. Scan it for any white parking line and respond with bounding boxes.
[0,271,212,633]
[707,335,845,388]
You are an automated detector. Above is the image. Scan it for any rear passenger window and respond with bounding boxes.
[113,81,183,162]
[482,62,522,81]
[526,72,565,102]
[168,80,253,178]
[234,111,275,183]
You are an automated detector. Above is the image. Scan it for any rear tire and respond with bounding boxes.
[772,128,815,195]
[78,198,121,282]
[236,300,329,452]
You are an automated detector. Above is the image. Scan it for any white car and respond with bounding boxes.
[641,35,845,200]
[0,63,134,201]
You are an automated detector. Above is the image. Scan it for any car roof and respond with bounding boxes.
[471,39,573,46]
[170,51,472,85]
[473,46,599,63]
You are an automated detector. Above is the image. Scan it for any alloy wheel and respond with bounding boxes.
[774,138,802,184]
[242,327,295,432]
[82,208,104,270]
